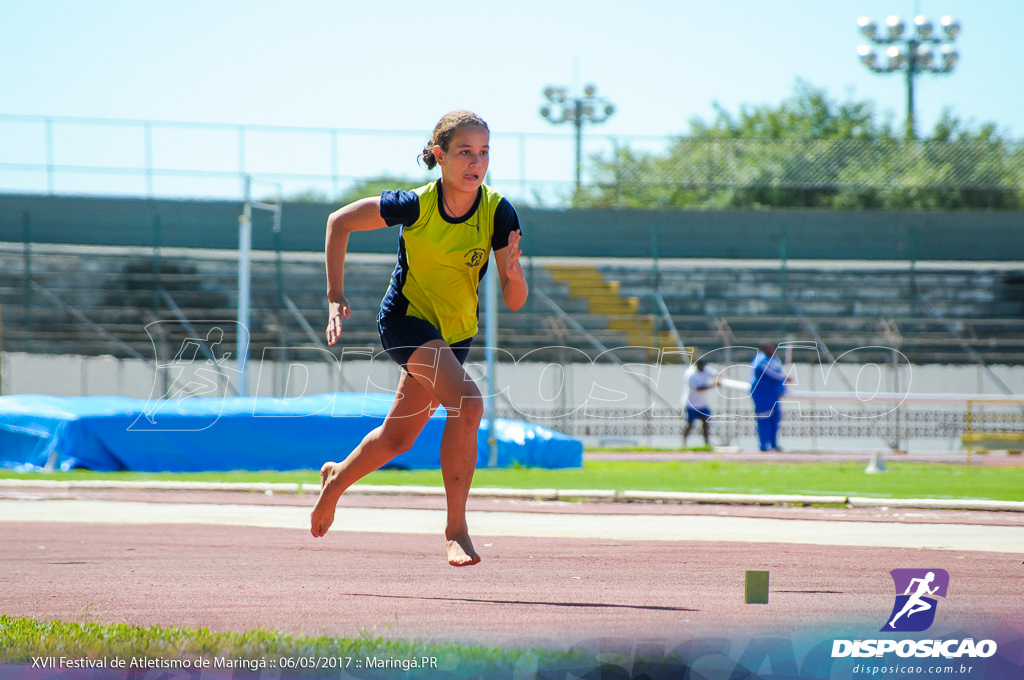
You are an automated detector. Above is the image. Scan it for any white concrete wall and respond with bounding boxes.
[4,350,1022,406]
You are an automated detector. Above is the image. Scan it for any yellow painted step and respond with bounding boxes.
[588,296,639,315]
[626,330,678,347]
[547,267,606,284]
[566,281,620,297]
[546,264,681,355]
[608,314,656,332]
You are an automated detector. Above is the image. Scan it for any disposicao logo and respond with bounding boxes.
[882,568,949,632]
[831,568,998,661]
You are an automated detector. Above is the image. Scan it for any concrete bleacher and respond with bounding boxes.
[0,244,572,359]
[667,262,1024,363]
[550,258,1024,364]
[1,243,1023,365]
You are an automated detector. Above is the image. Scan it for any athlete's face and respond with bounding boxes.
[436,125,489,194]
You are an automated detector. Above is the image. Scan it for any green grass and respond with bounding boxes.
[405,460,1023,501]
[0,615,586,672]
[3,459,1023,502]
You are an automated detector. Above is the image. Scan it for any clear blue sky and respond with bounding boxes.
[2,0,1022,198]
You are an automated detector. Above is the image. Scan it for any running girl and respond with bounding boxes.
[310,111,528,566]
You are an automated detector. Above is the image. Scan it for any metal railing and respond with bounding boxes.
[4,114,1022,209]
[0,113,612,207]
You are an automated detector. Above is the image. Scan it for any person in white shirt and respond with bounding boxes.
[682,357,719,448]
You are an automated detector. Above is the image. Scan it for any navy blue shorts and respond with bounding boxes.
[685,405,712,424]
[377,313,472,372]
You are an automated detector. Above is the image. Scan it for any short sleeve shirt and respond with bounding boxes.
[377,180,521,344]
[683,364,719,410]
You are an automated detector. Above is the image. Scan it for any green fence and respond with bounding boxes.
[2,194,1022,262]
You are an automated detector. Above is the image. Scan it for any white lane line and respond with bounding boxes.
[2,499,1022,553]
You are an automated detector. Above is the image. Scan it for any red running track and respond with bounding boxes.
[2,487,1022,650]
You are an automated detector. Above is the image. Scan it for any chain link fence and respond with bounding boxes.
[3,114,1023,210]
[586,137,1024,210]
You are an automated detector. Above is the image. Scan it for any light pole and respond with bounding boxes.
[540,84,615,193]
[857,14,960,140]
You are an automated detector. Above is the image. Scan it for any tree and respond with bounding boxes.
[288,175,428,205]
[334,175,428,206]
[585,80,1023,210]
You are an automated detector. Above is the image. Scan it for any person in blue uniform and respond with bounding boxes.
[310,111,528,566]
[750,341,788,452]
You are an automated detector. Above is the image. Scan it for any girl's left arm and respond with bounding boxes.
[494,229,528,311]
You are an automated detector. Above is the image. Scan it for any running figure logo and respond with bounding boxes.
[882,568,950,632]
[463,248,486,267]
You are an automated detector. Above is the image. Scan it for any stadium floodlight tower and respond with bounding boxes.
[539,84,615,193]
[857,14,960,140]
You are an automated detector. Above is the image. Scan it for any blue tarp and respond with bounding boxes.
[0,393,583,472]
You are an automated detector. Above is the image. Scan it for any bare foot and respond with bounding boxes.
[446,533,481,567]
[310,462,340,538]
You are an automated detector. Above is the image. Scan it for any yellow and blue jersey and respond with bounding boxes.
[378,180,521,344]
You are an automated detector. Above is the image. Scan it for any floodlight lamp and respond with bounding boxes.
[857,16,877,39]
[941,44,959,68]
[544,86,567,103]
[604,104,615,118]
[913,16,933,38]
[940,15,960,39]
[916,44,934,68]
[540,105,552,119]
[917,15,933,39]
[886,44,906,69]
[562,104,577,121]
[857,44,877,68]
[584,83,597,97]
[886,15,905,39]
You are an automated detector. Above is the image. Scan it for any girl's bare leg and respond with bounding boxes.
[310,372,436,538]
[403,341,484,566]
[311,340,484,566]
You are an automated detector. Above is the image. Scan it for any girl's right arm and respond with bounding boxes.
[325,197,389,346]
